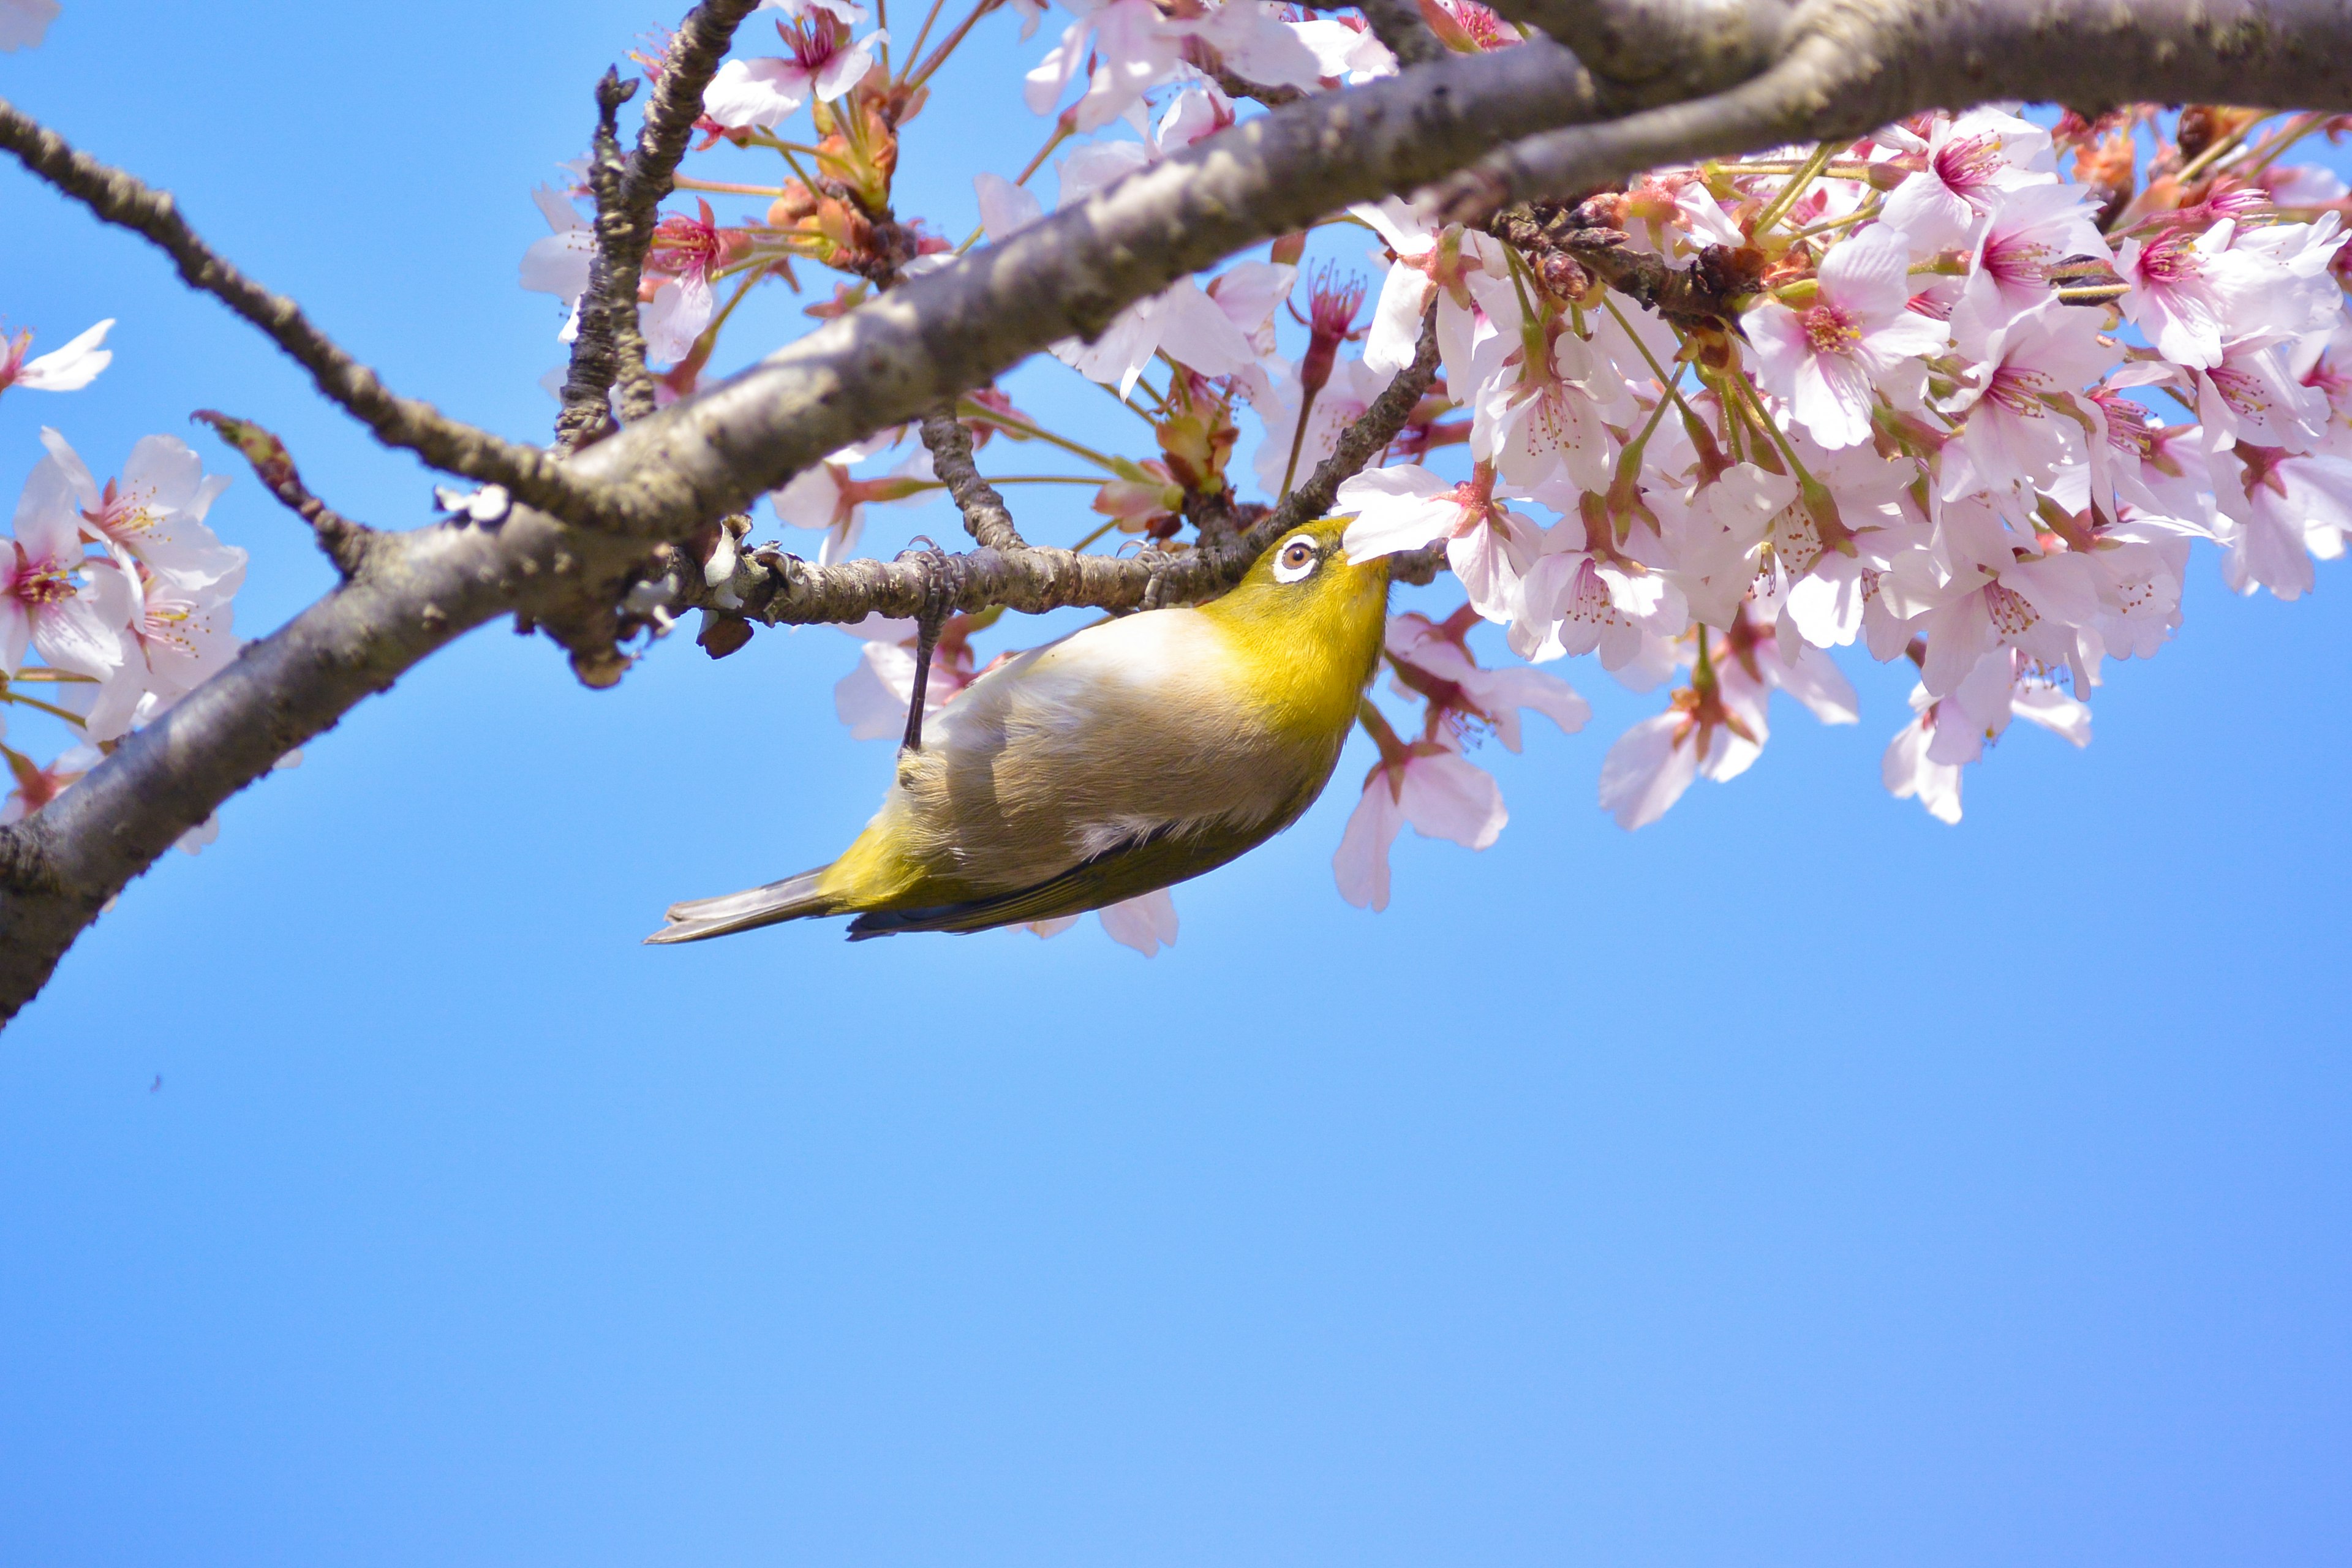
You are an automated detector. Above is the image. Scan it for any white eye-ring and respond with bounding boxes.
[1273,535,1321,583]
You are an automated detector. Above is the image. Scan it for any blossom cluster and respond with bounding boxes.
[0,315,253,843]
[510,1,2351,952]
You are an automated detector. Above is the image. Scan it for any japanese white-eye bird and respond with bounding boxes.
[646,516,1389,943]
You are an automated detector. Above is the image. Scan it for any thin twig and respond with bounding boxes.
[919,410,1027,551]
[554,0,766,447]
[0,95,611,528]
[191,412,378,580]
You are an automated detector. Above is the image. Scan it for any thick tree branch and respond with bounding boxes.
[1358,0,1449,67]
[0,96,614,530]
[1444,0,2352,216]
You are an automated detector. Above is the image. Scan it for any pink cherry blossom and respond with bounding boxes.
[2,741,99,826]
[4,461,121,678]
[0,318,112,398]
[1336,462,1538,624]
[1959,183,2109,322]
[1879,108,2053,252]
[1333,729,1506,913]
[1351,201,1518,383]
[1027,888,1179,956]
[37,428,242,584]
[1509,522,1681,671]
[641,202,747,364]
[0,0,59,51]
[1746,226,1950,449]
[1022,0,1182,134]
[2215,443,2352,600]
[2195,332,2332,454]
[2114,221,2267,371]
[1937,295,2110,499]
[772,443,933,566]
[705,1,884,129]
[1384,609,1591,752]
[1469,314,1619,492]
[519,181,595,341]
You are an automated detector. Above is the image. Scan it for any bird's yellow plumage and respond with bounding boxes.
[647,516,1389,943]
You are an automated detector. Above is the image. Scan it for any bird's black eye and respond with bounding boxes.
[1273,536,1319,583]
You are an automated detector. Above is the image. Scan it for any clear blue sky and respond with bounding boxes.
[5,5,2350,1564]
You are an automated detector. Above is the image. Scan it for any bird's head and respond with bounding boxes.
[1202,516,1391,725]
[1217,514,1390,626]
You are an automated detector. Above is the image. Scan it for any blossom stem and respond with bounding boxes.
[1091,375,1161,424]
[1785,202,1880,242]
[1748,140,1839,239]
[1277,385,1323,502]
[900,0,949,72]
[674,176,793,197]
[2236,111,2329,180]
[1071,518,1123,552]
[2172,114,2263,187]
[696,266,767,349]
[1719,366,1815,489]
[742,130,831,158]
[0,688,88,728]
[904,0,999,92]
[1599,296,1705,428]
[1012,124,1070,188]
[1712,159,1883,181]
[957,401,1128,470]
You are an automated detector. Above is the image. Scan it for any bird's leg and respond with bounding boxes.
[899,539,954,753]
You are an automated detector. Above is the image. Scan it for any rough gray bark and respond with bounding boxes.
[3,0,2351,1020]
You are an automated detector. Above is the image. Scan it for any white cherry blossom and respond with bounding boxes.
[0,319,113,398]
[1746,226,1949,449]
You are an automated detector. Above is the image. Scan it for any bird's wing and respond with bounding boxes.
[844,815,1271,938]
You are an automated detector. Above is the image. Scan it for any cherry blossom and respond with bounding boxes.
[1027,888,1180,956]
[0,0,58,51]
[642,201,744,363]
[2114,221,2268,371]
[1384,608,1590,752]
[1022,0,1183,134]
[0,318,113,398]
[519,182,595,341]
[1879,107,2054,251]
[4,462,122,678]
[704,0,885,129]
[1746,226,1949,449]
[36,428,242,583]
[1333,727,1506,913]
[772,443,933,565]
[1336,462,1538,624]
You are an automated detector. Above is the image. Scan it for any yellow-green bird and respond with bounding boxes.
[646,516,1388,943]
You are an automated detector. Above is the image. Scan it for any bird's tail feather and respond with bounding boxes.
[644,866,832,944]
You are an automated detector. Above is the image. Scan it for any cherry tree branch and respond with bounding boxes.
[919,412,1027,550]
[556,0,766,448]
[693,309,1442,627]
[9,0,2352,1021]
[0,96,615,530]
[191,412,379,581]
[1446,0,2352,217]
